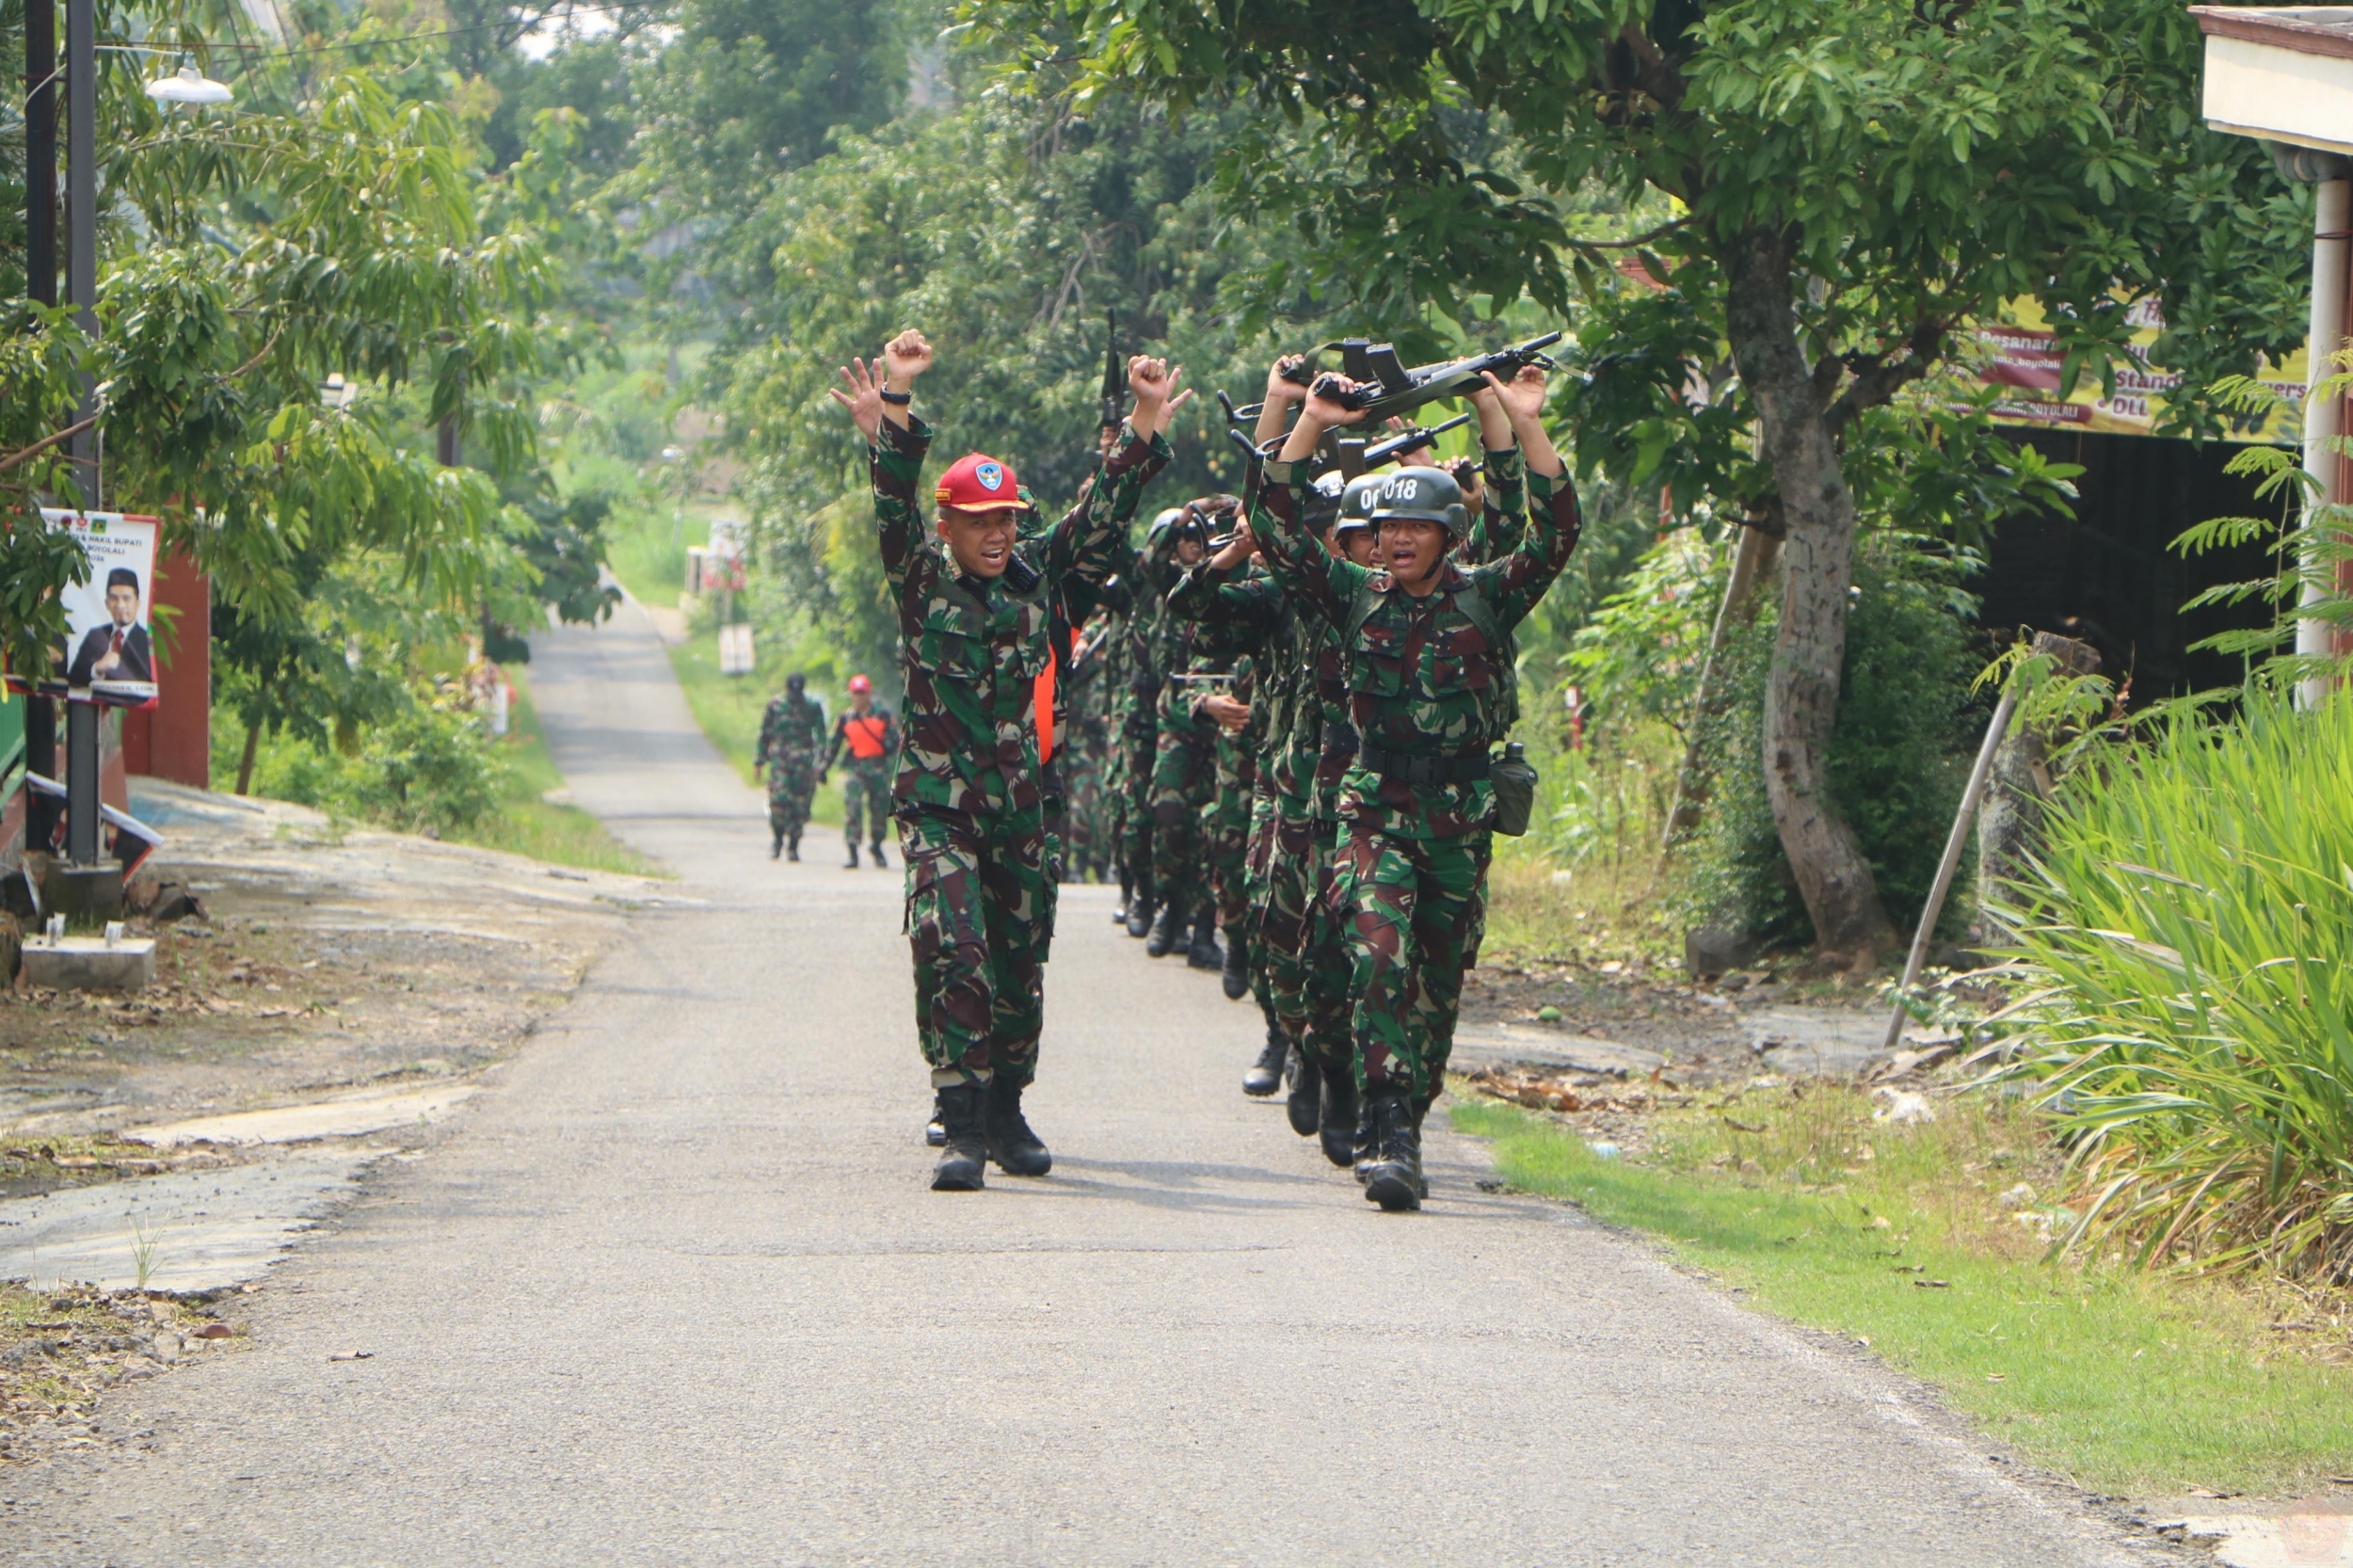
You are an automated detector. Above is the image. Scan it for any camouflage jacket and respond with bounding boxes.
[1167,559,1318,814]
[1256,454,1581,840]
[869,413,1170,823]
[759,694,828,766]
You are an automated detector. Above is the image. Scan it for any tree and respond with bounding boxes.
[989,0,2309,960]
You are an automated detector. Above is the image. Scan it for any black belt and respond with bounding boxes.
[1322,719,1358,754]
[1357,739,1490,786]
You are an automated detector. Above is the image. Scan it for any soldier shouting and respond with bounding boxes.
[1253,362,1579,1211]
[832,328,1175,1191]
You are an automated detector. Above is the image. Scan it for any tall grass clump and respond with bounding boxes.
[2005,682,2353,1280]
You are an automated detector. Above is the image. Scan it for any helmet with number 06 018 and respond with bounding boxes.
[1365,465,1470,539]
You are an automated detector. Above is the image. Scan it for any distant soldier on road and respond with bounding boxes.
[825,674,902,869]
[755,673,828,861]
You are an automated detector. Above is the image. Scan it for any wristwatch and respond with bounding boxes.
[879,388,912,406]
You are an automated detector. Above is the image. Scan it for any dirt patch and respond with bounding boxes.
[0,1280,241,1468]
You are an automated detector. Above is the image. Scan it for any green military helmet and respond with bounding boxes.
[1335,472,1382,536]
[1367,464,1471,539]
[1144,505,1191,560]
[1305,470,1347,531]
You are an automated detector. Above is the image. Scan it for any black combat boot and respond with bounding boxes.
[925,1094,946,1147]
[1113,870,1134,925]
[1285,1047,1321,1138]
[1145,901,1182,957]
[932,1083,987,1191]
[984,1076,1053,1177]
[1220,929,1250,999]
[1187,909,1224,971]
[871,840,888,869]
[771,830,783,860]
[1126,870,1157,938]
[1242,1024,1288,1096]
[1360,1093,1424,1211]
[844,841,860,870]
[787,832,801,862]
[1318,1064,1360,1169]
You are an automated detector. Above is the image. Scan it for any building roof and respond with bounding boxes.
[2194,8,2353,156]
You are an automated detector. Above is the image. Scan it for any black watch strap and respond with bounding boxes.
[879,389,912,406]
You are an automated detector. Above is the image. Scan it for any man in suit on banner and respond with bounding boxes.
[69,568,153,687]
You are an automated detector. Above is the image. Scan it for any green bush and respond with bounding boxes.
[1675,536,1980,944]
[239,686,505,837]
[2004,683,2353,1281]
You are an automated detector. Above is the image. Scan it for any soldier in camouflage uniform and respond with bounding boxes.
[1112,552,1165,936]
[830,329,1174,1191]
[824,674,901,869]
[754,673,828,861]
[1254,361,1578,1211]
[1140,503,1229,965]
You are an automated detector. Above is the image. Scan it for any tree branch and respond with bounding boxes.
[1563,216,1693,255]
[1824,319,1949,436]
[0,415,97,476]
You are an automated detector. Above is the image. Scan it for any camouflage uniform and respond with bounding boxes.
[1204,656,1258,949]
[1110,594,1160,894]
[1141,532,1225,934]
[869,412,1169,1087]
[825,705,903,851]
[758,691,829,846]
[1254,454,1581,1100]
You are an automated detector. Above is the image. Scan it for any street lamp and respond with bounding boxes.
[144,60,232,106]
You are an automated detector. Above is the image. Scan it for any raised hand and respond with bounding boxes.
[1153,368,1193,436]
[827,356,886,441]
[1209,517,1256,572]
[1264,354,1309,404]
[883,329,934,388]
[1483,364,1548,424]
[1129,355,1172,425]
[1302,374,1370,430]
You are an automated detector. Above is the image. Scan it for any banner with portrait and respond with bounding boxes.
[39,510,161,707]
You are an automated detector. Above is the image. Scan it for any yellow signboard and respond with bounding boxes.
[1977,297,2306,443]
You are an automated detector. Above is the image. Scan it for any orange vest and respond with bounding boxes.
[843,713,891,760]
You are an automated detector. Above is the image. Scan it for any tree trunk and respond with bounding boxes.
[1720,226,1897,963]
[235,719,262,796]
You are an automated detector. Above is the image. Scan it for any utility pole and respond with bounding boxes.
[22,0,60,850]
[59,0,107,898]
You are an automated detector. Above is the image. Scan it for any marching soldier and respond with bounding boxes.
[830,328,1174,1191]
[754,673,828,860]
[824,675,901,869]
[1253,361,1579,1211]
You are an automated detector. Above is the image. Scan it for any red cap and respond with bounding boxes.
[847,674,872,694]
[935,452,1022,512]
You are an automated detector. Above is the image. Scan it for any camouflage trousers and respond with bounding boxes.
[1059,743,1108,884]
[840,758,893,848]
[1205,732,1256,940]
[1329,823,1493,1101]
[765,755,822,840]
[901,805,1052,1090]
[1116,712,1157,884]
[1150,723,1216,922]
[1248,795,1339,1057]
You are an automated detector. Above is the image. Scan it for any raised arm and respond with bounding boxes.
[1252,368,1374,626]
[1042,354,1176,591]
[1167,522,1286,631]
[834,330,937,591]
[1470,365,1581,628]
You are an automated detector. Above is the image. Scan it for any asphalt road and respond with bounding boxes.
[7,596,2167,1565]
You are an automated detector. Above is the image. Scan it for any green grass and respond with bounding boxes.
[1452,1091,2353,1496]
[456,668,664,876]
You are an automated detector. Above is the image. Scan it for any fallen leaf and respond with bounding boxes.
[1985,1372,2007,1383]
[192,1323,232,1339]
[1893,1264,1927,1274]
[1913,1279,1951,1289]
[327,1350,373,1362]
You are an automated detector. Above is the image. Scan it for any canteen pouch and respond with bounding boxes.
[1489,743,1538,838]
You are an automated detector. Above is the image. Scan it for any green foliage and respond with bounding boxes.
[240,682,505,837]
[2001,684,2353,1282]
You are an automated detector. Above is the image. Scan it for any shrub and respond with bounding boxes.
[2003,683,2353,1281]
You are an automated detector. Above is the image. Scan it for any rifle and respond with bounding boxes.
[1099,311,1126,438]
[1363,408,1476,468]
[1305,331,1563,423]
